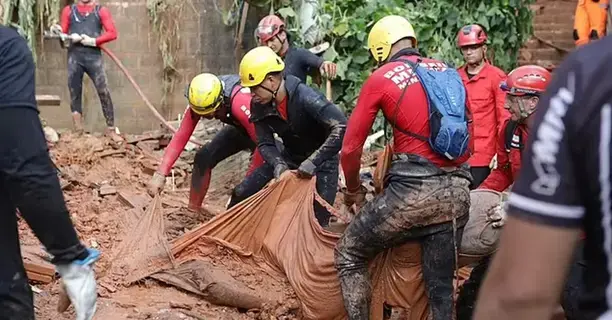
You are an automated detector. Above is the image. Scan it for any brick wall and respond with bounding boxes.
[36,0,237,133]
[519,0,576,69]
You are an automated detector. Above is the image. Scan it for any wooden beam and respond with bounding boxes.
[35,95,61,106]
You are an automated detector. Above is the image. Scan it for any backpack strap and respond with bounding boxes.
[383,58,428,142]
[504,120,524,154]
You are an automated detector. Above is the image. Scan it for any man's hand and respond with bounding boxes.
[320,61,337,79]
[487,203,507,228]
[343,185,367,210]
[80,34,96,47]
[69,33,83,43]
[147,171,166,197]
[297,159,316,179]
[50,24,63,35]
[273,163,289,179]
[56,248,100,320]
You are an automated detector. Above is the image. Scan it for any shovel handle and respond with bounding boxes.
[326,79,332,102]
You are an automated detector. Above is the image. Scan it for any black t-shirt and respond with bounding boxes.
[283,47,324,83]
[0,26,37,111]
[507,36,612,318]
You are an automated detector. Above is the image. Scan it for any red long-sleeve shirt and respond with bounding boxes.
[60,3,117,46]
[341,52,471,191]
[479,119,527,192]
[158,87,263,176]
[458,63,508,167]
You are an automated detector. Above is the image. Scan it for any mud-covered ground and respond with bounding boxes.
[21,131,296,320]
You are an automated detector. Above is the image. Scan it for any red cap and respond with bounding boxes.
[457,24,487,47]
[256,15,285,43]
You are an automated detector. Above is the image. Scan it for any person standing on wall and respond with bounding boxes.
[255,14,337,83]
[574,0,609,46]
[456,24,508,189]
[51,0,121,142]
[0,23,99,320]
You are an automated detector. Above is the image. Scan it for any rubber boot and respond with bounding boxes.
[188,169,211,213]
[71,112,84,135]
[105,127,123,143]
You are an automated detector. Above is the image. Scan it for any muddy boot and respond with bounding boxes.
[71,112,84,135]
[105,127,123,143]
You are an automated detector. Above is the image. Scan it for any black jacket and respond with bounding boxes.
[250,75,346,167]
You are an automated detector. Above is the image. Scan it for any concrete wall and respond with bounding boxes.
[36,0,238,133]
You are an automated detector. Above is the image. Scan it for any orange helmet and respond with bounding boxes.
[457,24,487,47]
[500,65,552,96]
[256,15,285,44]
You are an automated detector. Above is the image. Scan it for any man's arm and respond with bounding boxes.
[479,125,513,192]
[158,107,199,176]
[96,6,117,46]
[253,111,287,170]
[298,84,347,167]
[340,77,381,191]
[60,6,71,33]
[474,56,585,320]
[297,48,324,70]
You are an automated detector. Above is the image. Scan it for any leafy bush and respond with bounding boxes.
[277,0,535,128]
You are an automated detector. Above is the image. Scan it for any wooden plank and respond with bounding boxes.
[35,95,61,106]
[118,190,151,211]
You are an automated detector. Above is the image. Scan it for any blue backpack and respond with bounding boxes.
[391,58,470,160]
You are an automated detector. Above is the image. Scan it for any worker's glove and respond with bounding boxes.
[343,185,367,209]
[50,24,63,35]
[56,248,100,320]
[147,171,166,196]
[319,61,337,79]
[80,34,96,47]
[69,33,83,43]
[297,159,316,179]
[487,203,507,228]
[273,163,289,179]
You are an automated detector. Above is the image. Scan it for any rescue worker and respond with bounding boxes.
[574,0,609,46]
[238,46,347,227]
[466,65,583,320]
[335,15,472,320]
[474,34,611,320]
[256,14,337,83]
[52,0,121,141]
[148,73,266,210]
[0,24,99,320]
[457,65,551,319]
[456,24,508,189]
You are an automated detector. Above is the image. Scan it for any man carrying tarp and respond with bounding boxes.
[456,24,507,189]
[474,33,611,320]
[148,73,268,210]
[238,46,347,227]
[335,15,472,320]
[471,65,584,320]
[0,24,99,320]
[256,14,337,83]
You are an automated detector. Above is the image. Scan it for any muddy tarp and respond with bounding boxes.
[152,174,429,320]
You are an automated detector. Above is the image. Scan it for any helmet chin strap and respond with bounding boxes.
[258,80,282,102]
[517,97,536,121]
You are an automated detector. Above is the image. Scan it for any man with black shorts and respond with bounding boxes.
[474,36,612,319]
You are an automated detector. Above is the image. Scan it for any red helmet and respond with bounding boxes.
[500,65,552,96]
[457,24,487,47]
[256,15,285,43]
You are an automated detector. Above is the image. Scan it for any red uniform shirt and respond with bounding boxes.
[341,53,471,191]
[479,119,527,192]
[60,3,117,46]
[458,63,508,167]
[158,86,262,176]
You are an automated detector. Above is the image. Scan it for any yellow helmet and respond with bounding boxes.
[239,46,285,87]
[186,73,223,116]
[367,15,417,63]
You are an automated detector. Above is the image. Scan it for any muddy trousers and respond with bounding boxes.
[334,158,471,320]
[469,166,490,190]
[190,126,258,210]
[228,155,339,227]
[67,51,115,127]
[0,108,87,320]
[456,239,585,320]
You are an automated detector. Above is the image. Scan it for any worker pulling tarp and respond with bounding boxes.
[147,173,430,320]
